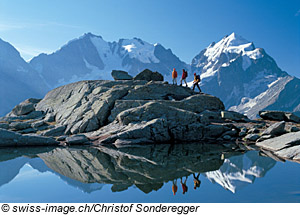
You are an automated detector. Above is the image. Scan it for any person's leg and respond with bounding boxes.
[192,83,195,91]
[197,83,201,92]
[180,78,183,86]
[184,79,187,87]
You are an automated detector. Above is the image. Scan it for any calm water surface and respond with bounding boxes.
[0,144,299,203]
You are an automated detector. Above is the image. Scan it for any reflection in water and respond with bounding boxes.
[204,151,276,193]
[0,144,276,195]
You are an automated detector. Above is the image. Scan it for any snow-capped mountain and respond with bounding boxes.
[0,38,49,116]
[204,151,276,193]
[30,33,188,89]
[191,33,296,116]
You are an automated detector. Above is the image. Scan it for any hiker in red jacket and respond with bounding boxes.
[172,68,178,85]
[180,69,188,87]
[180,177,188,194]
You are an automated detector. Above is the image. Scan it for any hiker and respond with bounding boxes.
[172,179,178,195]
[180,69,188,87]
[180,177,188,194]
[172,68,178,85]
[192,73,201,92]
[193,173,201,190]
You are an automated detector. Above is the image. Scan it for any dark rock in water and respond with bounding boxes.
[261,121,286,137]
[111,70,133,80]
[133,69,164,81]
[0,128,59,147]
[66,134,89,145]
[259,110,300,123]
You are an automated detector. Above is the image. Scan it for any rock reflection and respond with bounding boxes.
[0,143,276,194]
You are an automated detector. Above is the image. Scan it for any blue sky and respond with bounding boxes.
[0,0,299,77]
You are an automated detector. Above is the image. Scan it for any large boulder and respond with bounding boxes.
[259,110,300,123]
[10,98,40,116]
[133,69,164,81]
[108,94,224,122]
[261,121,286,137]
[256,131,300,162]
[111,70,133,80]
[36,80,138,134]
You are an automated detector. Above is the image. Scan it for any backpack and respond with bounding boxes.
[196,75,200,81]
[185,71,188,77]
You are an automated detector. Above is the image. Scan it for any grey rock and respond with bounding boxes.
[9,121,32,130]
[133,69,164,81]
[0,123,9,129]
[56,135,67,141]
[203,124,231,139]
[18,134,59,146]
[245,134,260,141]
[221,111,248,122]
[256,131,300,151]
[256,135,272,142]
[111,70,133,80]
[41,125,66,137]
[116,102,201,126]
[11,99,36,116]
[200,110,222,124]
[223,129,238,137]
[123,82,194,101]
[66,134,90,145]
[275,145,300,161]
[259,110,300,123]
[0,128,58,147]
[261,121,285,136]
[0,128,21,146]
[108,100,150,122]
[248,127,260,134]
[31,120,46,128]
[44,113,56,123]
[290,126,300,133]
[26,111,44,119]
[26,98,42,104]
[19,128,37,134]
[239,127,247,137]
[223,135,231,140]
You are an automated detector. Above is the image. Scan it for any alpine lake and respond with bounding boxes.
[0,142,299,203]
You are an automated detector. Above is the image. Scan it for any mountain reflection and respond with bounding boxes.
[0,144,276,194]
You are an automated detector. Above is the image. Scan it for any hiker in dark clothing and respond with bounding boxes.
[193,173,201,190]
[192,73,201,92]
[180,69,188,87]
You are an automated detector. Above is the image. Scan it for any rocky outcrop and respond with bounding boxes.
[1,70,300,156]
[111,70,133,80]
[133,69,164,81]
[259,110,300,123]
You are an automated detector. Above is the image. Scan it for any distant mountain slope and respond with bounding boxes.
[191,33,300,118]
[0,38,49,116]
[30,33,188,89]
